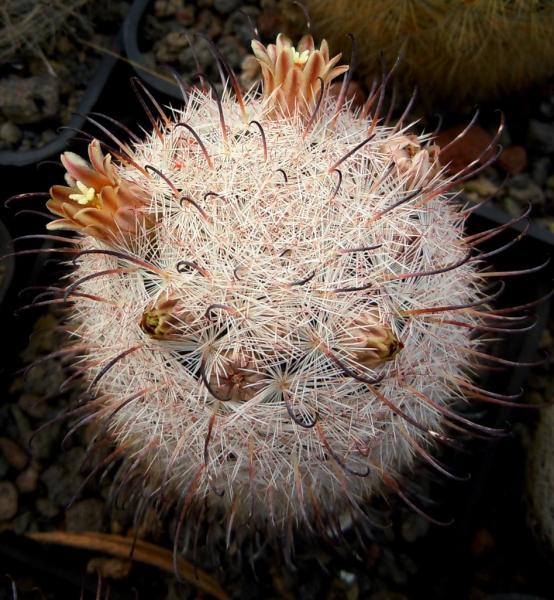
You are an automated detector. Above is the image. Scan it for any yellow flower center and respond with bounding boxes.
[291,47,310,66]
[69,180,99,206]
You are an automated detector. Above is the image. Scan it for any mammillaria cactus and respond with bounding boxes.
[16,33,520,552]
[306,0,554,106]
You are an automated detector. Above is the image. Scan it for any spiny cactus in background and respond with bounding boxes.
[306,0,554,106]
[0,0,91,65]
[12,33,528,553]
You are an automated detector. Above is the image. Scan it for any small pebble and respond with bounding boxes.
[501,196,522,216]
[179,37,214,72]
[0,481,18,520]
[214,0,241,14]
[507,175,544,205]
[16,463,39,494]
[528,119,554,154]
[225,7,260,45]
[12,510,33,535]
[36,497,59,518]
[155,31,188,63]
[154,0,184,18]
[539,97,554,119]
[41,129,56,145]
[463,176,499,198]
[436,125,494,175]
[218,35,248,69]
[41,447,86,507]
[175,5,195,26]
[400,512,430,543]
[0,75,60,124]
[340,570,357,586]
[531,156,551,186]
[0,121,22,144]
[18,393,49,419]
[0,437,28,471]
[65,498,105,532]
[29,420,61,461]
[196,9,223,39]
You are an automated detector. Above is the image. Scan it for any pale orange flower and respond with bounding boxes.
[47,139,149,241]
[251,33,348,116]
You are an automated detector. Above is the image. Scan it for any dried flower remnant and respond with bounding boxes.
[379,134,441,186]
[206,350,265,403]
[344,311,404,369]
[140,294,196,340]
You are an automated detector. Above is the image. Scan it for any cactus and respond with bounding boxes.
[305,0,554,105]
[17,33,517,552]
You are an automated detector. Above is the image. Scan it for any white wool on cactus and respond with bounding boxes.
[36,33,505,547]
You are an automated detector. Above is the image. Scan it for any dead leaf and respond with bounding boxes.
[27,531,229,600]
[436,124,526,177]
[436,125,495,174]
[497,145,527,176]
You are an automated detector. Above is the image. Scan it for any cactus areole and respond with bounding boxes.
[37,34,504,547]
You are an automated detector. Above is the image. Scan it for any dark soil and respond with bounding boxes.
[135,0,306,91]
[0,1,129,153]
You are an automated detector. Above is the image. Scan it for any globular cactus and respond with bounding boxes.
[19,33,515,551]
[305,0,554,105]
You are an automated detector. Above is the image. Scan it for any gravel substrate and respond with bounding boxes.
[0,1,129,154]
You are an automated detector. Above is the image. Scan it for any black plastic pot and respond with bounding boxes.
[474,202,554,246]
[0,37,121,168]
[0,217,14,305]
[124,0,182,100]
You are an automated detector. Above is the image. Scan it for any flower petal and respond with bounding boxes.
[298,35,315,54]
[281,68,303,114]
[47,218,83,232]
[302,51,325,97]
[276,33,292,52]
[61,151,111,190]
[275,48,293,86]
